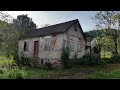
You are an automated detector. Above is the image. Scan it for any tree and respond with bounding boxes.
[93,11,119,55]
[1,24,20,58]
[0,14,37,65]
[0,12,14,49]
[111,12,120,54]
[13,14,37,37]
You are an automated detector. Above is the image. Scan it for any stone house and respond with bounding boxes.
[18,19,91,67]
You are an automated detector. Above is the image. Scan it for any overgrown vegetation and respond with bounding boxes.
[25,63,120,79]
[0,13,37,65]
[0,56,27,79]
[0,67,27,79]
[40,62,53,70]
[1,11,120,79]
[61,47,70,69]
[104,54,120,64]
[77,54,105,66]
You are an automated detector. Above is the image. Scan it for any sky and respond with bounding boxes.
[3,11,97,32]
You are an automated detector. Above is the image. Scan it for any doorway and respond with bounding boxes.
[34,41,39,57]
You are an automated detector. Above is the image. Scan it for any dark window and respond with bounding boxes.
[24,42,28,51]
[41,59,43,64]
[93,47,100,53]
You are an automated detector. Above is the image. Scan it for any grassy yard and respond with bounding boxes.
[25,63,120,79]
[1,55,120,79]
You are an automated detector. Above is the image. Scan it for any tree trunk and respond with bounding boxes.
[113,36,118,55]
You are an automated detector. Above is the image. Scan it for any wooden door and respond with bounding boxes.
[34,41,39,57]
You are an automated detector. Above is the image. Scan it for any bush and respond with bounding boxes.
[0,59,16,69]
[1,66,27,79]
[41,62,52,70]
[39,62,53,70]
[69,52,78,67]
[77,54,106,66]
[102,54,120,64]
[0,56,27,79]
[61,47,70,69]
[109,54,120,63]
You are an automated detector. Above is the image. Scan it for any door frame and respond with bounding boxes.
[33,41,39,57]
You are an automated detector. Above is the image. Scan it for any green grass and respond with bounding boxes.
[2,55,120,79]
[91,69,120,79]
[26,68,77,79]
[25,63,120,79]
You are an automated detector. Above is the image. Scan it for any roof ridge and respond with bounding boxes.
[36,19,78,30]
[20,19,79,39]
[63,19,78,32]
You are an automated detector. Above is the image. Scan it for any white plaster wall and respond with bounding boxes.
[19,34,64,61]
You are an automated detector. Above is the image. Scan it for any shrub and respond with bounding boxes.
[39,61,53,70]
[77,54,106,66]
[102,54,120,64]
[0,56,27,79]
[42,62,52,70]
[109,54,120,63]
[0,59,16,69]
[69,52,78,67]
[1,66,27,79]
[61,47,70,69]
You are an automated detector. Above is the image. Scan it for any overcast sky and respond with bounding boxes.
[3,11,97,32]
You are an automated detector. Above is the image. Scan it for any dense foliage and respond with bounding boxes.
[13,14,37,37]
[84,29,103,40]
[0,56,27,79]
[0,13,37,65]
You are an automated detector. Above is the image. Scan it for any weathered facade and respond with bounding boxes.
[18,19,90,66]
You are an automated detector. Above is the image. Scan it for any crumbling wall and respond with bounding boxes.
[18,34,64,65]
[18,22,87,66]
[38,34,63,62]
[64,22,86,58]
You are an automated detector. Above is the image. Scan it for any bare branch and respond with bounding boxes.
[0,11,14,23]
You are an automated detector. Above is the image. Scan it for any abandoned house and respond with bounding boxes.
[18,19,92,67]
